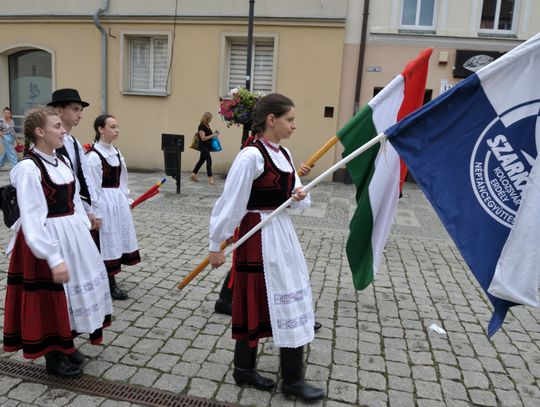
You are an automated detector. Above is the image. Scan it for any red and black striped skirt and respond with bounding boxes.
[3,231,75,359]
[231,212,272,348]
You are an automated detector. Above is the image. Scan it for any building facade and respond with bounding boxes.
[0,0,538,176]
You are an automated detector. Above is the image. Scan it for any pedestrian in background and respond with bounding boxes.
[86,113,141,300]
[208,93,324,401]
[190,111,218,186]
[3,106,112,379]
[48,88,102,231]
[0,106,19,169]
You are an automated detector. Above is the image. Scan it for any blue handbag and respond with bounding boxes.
[210,136,222,152]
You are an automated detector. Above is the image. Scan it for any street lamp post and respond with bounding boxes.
[242,0,255,145]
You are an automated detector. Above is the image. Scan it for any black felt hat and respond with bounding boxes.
[47,88,90,108]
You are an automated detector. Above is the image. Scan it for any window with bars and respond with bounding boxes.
[480,0,517,32]
[401,0,436,29]
[124,35,169,94]
[226,37,275,94]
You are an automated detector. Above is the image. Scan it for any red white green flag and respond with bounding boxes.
[338,48,432,290]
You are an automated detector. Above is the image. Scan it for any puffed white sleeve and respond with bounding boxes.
[285,147,311,210]
[85,150,107,211]
[208,147,264,252]
[10,161,64,268]
[118,151,132,204]
[76,140,102,218]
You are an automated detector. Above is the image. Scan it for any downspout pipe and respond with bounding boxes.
[353,0,369,113]
[93,0,110,113]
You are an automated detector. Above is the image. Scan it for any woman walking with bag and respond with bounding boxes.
[86,114,140,300]
[3,106,112,378]
[208,94,324,401]
[190,111,218,186]
[0,107,19,169]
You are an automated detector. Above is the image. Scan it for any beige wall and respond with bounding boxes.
[0,19,345,178]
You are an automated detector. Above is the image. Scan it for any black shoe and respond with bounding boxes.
[314,321,322,331]
[67,349,88,366]
[45,353,83,379]
[233,368,275,391]
[282,379,325,401]
[214,298,232,316]
[110,284,128,300]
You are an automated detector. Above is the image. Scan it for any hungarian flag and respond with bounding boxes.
[339,48,432,290]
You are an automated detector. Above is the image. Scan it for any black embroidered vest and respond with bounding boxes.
[56,136,91,205]
[26,150,75,218]
[89,147,121,188]
[246,140,294,210]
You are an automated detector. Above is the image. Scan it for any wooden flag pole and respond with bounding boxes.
[177,240,230,289]
[177,132,386,290]
[297,135,339,176]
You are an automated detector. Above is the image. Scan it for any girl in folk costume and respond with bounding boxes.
[209,94,324,401]
[3,106,113,378]
[86,114,140,300]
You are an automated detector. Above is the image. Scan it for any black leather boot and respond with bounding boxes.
[67,349,88,366]
[45,352,83,379]
[233,340,275,391]
[280,346,324,401]
[109,275,128,300]
[214,271,233,315]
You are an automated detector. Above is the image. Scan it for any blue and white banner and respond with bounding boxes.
[385,33,540,336]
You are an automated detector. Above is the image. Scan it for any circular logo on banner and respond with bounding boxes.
[470,101,540,228]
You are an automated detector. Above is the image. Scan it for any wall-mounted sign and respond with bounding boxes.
[440,79,454,95]
[454,50,505,78]
[366,66,382,72]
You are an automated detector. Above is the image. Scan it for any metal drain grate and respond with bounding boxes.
[0,358,237,407]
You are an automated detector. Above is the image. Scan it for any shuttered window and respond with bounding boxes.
[227,37,275,94]
[128,36,169,93]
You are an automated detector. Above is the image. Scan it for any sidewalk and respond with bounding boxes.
[0,169,539,406]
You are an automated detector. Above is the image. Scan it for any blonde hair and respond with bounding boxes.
[200,112,212,126]
[23,105,59,152]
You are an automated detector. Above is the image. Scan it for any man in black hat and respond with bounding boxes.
[48,89,102,234]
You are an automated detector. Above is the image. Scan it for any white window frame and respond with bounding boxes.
[219,32,278,96]
[478,0,519,34]
[399,0,438,30]
[120,30,172,96]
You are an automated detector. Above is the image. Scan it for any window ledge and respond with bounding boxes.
[122,90,169,97]
[477,32,517,39]
[398,29,436,35]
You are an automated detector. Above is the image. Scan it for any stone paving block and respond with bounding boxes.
[412,366,437,382]
[0,377,22,394]
[388,376,413,392]
[66,394,106,406]
[415,380,443,400]
[147,353,180,372]
[359,371,387,391]
[469,389,497,406]
[328,380,357,403]
[388,389,416,406]
[153,373,188,393]
[239,387,276,407]
[103,363,137,381]
[129,367,160,387]
[132,338,164,354]
[357,390,388,407]
[358,340,382,355]
[409,351,434,365]
[181,347,212,364]
[100,345,129,363]
[359,355,385,373]
[8,382,46,403]
[187,377,218,399]
[197,361,229,381]
[214,383,241,405]
[330,365,358,383]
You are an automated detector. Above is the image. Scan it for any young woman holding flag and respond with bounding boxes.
[208,93,324,401]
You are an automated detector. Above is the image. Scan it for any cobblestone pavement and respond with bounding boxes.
[0,168,539,406]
